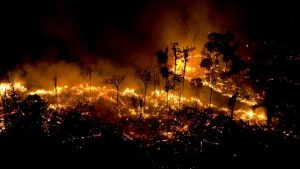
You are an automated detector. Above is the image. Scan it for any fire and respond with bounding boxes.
[169,52,264,107]
[235,106,267,124]
[0,50,268,139]
[0,80,266,125]
[0,82,27,94]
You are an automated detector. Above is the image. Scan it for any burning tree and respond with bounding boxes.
[105,75,126,108]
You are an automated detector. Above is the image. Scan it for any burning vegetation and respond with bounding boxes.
[0,0,299,168]
[0,32,275,139]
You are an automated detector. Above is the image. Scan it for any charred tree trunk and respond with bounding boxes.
[165,78,169,107]
[143,84,147,114]
[53,75,58,103]
[116,87,119,108]
[180,58,187,104]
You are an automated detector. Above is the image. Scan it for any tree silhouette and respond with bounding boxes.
[171,42,181,76]
[201,32,243,108]
[227,91,238,119]
[105,75,126,108]
[136,67,152,112]
[52,75,58,102]
[152,67,160,92]
[203,32,242,71]
[85,67,93,97]
[160,66,172,106]
[200,55,215,108]
[156,48,172,106]
[156,48,168,66]
[181,47,195,101]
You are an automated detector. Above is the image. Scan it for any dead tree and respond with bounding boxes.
[151,66,160,92]
[152,70,160,92]
[52,75,58,102]
[105,75,126,108]
[181,47,195,102]
[136,67,152,109]
[228,91,238,119]
[171,42,182,87]
[10,72,16,99]
[86,67,92,96]
[85,67,93,99]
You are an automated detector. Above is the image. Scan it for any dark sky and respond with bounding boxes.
[1,0,299,74]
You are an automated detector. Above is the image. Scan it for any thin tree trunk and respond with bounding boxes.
[180,58,187,104]
[165,77,169,106]
[53,76,58,103]
[116,88,119,108]
[144,85,147,113]
[167,91,169,107]
[225,61,228,71]
[231,108,234,119]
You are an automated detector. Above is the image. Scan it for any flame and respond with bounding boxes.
[0,82,27,94]
[0,80,266,125]
[0,51,268,140]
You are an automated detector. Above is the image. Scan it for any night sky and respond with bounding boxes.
[1,0,299,74]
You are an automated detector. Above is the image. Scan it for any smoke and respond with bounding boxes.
[4,0,251,110]
[18,0,244,67]
[11,60,141,92]
[8,0,242,77]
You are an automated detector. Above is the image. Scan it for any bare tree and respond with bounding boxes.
[52,75,58,102]
[85,67,92,96]
[181,47,195,102]
[136,67,152,108]
[105,75,126,107]
[10,72,16,99]
[152,69,160,92]
[171,42,181,85]
[227,90,238,119]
